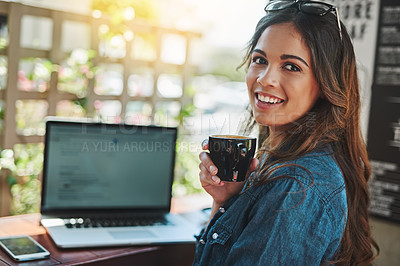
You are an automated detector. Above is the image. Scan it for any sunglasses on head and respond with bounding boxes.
[264,0,342,40]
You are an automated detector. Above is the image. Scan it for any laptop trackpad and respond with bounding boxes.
[109,230,157,240]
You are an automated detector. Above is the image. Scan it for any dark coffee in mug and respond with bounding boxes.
[209,135,257,182]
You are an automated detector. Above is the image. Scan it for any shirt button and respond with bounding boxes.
[212,233,219,239]
[200,239,205,244]
[219,207,225,213]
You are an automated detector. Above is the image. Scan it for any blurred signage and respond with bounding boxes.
[367,0,400,222]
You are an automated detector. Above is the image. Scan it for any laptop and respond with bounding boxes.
[40,119,198,248]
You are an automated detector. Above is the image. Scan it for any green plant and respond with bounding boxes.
[173,136,203,196]
[10,175,41,215]
[0,145,43,215]
[173,103,203,196]
[58,48,97,98]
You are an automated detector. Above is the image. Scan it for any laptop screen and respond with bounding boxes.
[41,120,177,214]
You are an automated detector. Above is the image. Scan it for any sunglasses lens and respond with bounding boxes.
[301,3,331,15]
[265,1,294,11]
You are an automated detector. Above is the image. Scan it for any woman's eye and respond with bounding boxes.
[283,63,301,72]
[252,57,267,64]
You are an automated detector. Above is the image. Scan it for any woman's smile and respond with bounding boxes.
[255,92,285,109]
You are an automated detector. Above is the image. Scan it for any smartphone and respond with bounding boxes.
[0,235,50,262]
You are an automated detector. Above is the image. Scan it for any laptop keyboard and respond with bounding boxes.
[63,216,169,228]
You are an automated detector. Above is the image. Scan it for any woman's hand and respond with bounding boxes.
[199,139,258,206]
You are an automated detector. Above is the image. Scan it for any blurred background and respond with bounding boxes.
[0,0,398,264]
[0,0,265,216]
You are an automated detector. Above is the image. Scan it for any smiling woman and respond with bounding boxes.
[195,1,379,265]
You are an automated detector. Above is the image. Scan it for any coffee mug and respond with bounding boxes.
[209,135,257,182]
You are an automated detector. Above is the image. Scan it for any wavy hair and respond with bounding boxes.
[240,7,379,265]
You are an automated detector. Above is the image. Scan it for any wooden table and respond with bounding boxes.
[0,213,197,266]
[0,194,212,265]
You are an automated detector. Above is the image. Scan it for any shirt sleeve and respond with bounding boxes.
[225,178,337,265]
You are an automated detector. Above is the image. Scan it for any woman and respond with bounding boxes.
[195,1,379,265]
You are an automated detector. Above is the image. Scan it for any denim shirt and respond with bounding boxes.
[193,147,347,265]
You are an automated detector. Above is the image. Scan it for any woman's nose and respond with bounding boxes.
[256,67,279,87]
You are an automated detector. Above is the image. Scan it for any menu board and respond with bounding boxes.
[367,0,400,222]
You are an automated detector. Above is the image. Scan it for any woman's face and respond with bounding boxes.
[246,22,321,130]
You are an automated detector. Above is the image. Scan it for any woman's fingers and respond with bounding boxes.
[199,151,218,176]
[249,158,259,173]
[199,162,222,185]
[198,151,222,186]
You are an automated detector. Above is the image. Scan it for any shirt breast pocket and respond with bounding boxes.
[207,222,233,245]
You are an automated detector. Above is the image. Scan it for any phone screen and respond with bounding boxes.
[0,236,47,256]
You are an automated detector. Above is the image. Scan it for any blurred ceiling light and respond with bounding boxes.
[99,24,109,35]
[70,48,89,64]
[124,7,135,21]
[123,30,134,42]
[0,66,7,76]
[92,9,102,19]
[110,35,124,47]
[161,34,186,65]
[1,148,13,158]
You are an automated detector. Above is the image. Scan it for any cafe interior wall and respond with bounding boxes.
[335,0,400,265]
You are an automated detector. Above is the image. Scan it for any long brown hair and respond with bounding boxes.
[240,7,379,265]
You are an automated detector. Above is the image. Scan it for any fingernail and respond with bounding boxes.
[212,176,220,183]
[210,165,217,174]
[201,139,208,147]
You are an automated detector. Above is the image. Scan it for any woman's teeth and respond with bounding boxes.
[257,93,283,104]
